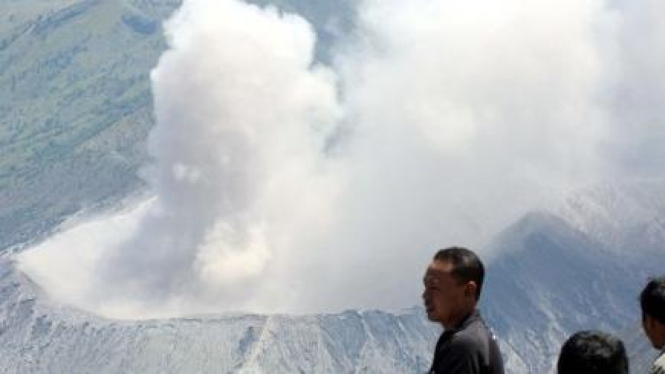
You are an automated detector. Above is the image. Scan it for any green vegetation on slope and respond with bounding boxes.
[0,0,353,250]
[0,0,180,249]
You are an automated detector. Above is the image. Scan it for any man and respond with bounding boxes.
[422,246,504,374]
[557,330,629,374]
[641,277,665,374]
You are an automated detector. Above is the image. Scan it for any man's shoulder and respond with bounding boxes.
[459,316,495,339]
[651,351,665,374]
[448,322,493,353]
[447,316,502,359]
[433,316,504,374]
[449,331,483,350]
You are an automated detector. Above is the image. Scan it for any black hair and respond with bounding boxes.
[640,276,665,324]
[557,330,628,374]
[433,246,485,300]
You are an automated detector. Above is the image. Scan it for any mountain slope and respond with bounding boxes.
[0,0,178,251]
[0,256,438,373]
[3,182,664,373]
[558,179,665,256]
[483,207,664,373]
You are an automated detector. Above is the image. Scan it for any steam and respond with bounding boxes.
[17,0,665,318]
[20,0,341,317]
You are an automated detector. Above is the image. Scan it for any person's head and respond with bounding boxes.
[422,246,484,328]
[557,330,629,374]
[640,276,665,349]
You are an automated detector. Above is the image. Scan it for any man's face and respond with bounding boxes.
[422,260,473,327]
[643,313,665,349]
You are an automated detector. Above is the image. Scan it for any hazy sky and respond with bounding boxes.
[17,0,665,319]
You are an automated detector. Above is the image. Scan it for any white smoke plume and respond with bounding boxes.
[601,0,665,177]
[295,0,616,310]
[17,0,665,318]
[94,0,341,314]
[19,0,342,318]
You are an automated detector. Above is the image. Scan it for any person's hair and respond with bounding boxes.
[433,246,484,300]
[640,276,665,324]
[557,331,628,374]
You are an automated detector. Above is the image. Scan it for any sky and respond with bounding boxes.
[16,0,665,319]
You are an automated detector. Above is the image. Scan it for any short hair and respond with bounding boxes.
[640,276,665,324]
[557,330,628,374]
[433,246,484,300]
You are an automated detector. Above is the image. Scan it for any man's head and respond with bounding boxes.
[640,276,665,349]
[422,246,484,328]
[557,330,628,374]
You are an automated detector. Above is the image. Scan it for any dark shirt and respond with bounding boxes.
[429,310,504,374]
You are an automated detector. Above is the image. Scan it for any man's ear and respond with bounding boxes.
[464,281,478,299]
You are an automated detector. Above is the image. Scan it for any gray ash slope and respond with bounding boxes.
[0,256,438,373]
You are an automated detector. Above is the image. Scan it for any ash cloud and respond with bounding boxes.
[17,0,665,318]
